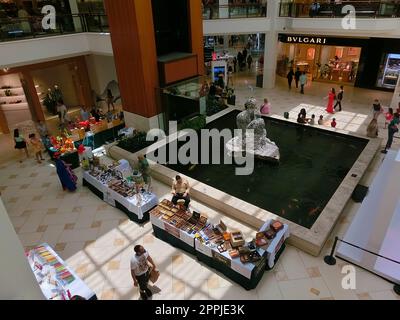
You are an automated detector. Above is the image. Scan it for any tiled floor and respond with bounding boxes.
[0,74,399,300]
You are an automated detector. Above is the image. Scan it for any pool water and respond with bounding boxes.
[163,111,368,229]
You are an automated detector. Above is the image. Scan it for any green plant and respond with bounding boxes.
[178,114,206,131]
[117,131,154,153]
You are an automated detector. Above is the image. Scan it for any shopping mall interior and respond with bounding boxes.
[0,0,400,301]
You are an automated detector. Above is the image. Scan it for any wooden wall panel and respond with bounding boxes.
[163,56,198,85]
[104,0,159,118]
[189,0,204,76]
[20,72,45,122]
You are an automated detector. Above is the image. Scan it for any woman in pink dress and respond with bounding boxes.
[325,88,336,114]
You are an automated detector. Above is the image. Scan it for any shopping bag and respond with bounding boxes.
[149,268,160,284]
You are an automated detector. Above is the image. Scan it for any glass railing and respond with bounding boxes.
[279,1,400,18]
[0,13,109,42]
[202,3,267,19]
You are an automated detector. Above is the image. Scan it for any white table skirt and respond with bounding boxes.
[259,220,290,269]
[107,188,159,220]
[28,243,95,300]
[83,171,158,220]
[83,171,108,193]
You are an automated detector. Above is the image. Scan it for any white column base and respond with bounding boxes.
[123,111,164,133]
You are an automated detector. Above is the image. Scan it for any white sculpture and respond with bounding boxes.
[226,98,280,162]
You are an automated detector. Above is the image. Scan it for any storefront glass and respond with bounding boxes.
[277,42,361,85]
[376,53,400,89]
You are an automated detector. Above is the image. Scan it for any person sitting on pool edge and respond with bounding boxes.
[171,175,190,209]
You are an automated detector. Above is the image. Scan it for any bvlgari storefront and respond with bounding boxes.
[277,34,400,91]
[277,34,364,85]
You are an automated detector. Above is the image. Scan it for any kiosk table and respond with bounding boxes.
[27,243,97,300]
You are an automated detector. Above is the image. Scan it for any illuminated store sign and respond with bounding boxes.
[281,35,327,44]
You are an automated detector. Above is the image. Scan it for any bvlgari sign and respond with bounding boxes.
[279,34,328,44]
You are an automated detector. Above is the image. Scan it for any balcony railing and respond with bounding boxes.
[279,1,400,18]
[202,3,267,19]
[0,13,109,42]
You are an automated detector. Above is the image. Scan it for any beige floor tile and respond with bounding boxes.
[58,227,99,243]
[100,288,115,300]
[18,232,43,247]
[280,246,309,280]
[307,267,322,278]
[278,277,332,300]
[64,223,76,230]
[55,242,67,252]
[185,279,210,300]
[36,225,48,233]
[256,271,284,300]
[107,260,121,271]
[143,234,155,244]
[369,290,399,300]
[172,279,185,294]
[113,238,125,247]
[357,292,372,300]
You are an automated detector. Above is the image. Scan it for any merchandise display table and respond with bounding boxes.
[73,123,125,150]
[150,200,289,290]
[82,159,158,224]
[48,149,80,170]
[26,243,97,300]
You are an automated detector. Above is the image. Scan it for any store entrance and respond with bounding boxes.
[277,42,362,85]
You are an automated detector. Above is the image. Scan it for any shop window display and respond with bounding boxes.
[277,43,361,84]
[376,53,400,89]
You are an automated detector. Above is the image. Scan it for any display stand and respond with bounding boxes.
[83,167,159,224]
[150,210,289,290]
[73,123,125,150]
[26,243,97,300]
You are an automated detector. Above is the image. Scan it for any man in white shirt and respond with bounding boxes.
[171,175,190,209]
[130,245,157,300]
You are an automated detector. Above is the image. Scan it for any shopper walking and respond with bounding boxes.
[131,245,158,300]
[247,55,253,71]
[384,107,394,129]
[106,89,115,113]
[57,100,68,128]
[325,88,336,114]
[287,69,295,90]
[366,119,379,138]
[382,113,400,154]
[334,85,344,112]
[55,155,77,192]
[299,72,307,94]
[260,98,271,115]
[372,99,383,120]
[294,68,302,89]
[14,129,29,162]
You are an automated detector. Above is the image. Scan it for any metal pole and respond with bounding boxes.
[324,236,338,265]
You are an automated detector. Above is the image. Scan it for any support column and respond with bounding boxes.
[0,107,9,134]
[104,0,159,127]
[390,76,400,110]
[219,0,229,18]
[20,72,45,122]
[189,0,205,76]
[75,56,94,110]
[263,0,280,89]
[68,0,83,32]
